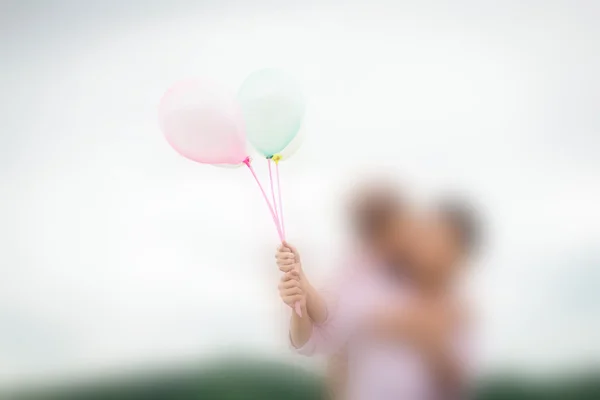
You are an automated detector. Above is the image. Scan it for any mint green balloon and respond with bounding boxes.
[238,69,306,157]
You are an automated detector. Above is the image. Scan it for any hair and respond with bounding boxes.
[350,184,404,241]
[437,197,481,254]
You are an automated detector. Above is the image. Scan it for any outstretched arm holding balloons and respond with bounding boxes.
[158,69,306,316]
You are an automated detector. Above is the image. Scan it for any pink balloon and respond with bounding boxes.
[158,80,248,164]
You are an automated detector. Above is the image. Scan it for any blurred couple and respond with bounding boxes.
[276,182,480,400]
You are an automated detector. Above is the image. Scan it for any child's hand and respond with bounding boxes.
[278,270,306,308]
[276,242,311,316]
[276,241,303,276]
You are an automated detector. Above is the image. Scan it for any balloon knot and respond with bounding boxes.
[272,154,282,164]
[243,157,252,165]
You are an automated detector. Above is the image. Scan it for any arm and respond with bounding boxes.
[277,243,356,355]
[278,270,313,348]
[276,242,328,323]
[305,282,329,324]
[289,298,313,349]
[279,268,342,353]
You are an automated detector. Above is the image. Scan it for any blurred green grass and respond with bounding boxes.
[6,358,600,400]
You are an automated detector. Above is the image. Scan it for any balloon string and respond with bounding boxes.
[267,158,280,223]
[275,160,285,239]
[244,159,283,241]
[273,156,298,316]
[246,158,299,316]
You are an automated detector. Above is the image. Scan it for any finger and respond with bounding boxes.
[279,263,300,273]
[276,258,295,266]
[280,272,299,283]
[276,257,295,265]
[276,252,295,260]
[277,262,295,272]
[277,245,292,253]
[280,288,302,298]
[282,295,304,305]
[282,270,300,280]
[282,241,298,254]
[280,287,303,297]
[277,243,293,252]
[279,279,301,290]
[278,265,293,273]
[280,278,301,288]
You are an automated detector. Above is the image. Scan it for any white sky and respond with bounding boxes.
[1,0,599,387]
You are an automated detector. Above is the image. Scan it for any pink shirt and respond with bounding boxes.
[292,259,472,400]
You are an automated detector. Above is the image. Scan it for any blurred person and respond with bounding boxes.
[368,199,479,397]
[279,183,411,399]
[277,190,479,400]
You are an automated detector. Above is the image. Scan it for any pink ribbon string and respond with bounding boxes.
[267,158,280,222]
[244,159,284,242]
[245,158,300,317]
[274,159,300,316]
[275,161,285,239]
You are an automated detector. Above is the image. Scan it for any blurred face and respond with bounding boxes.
[407,211,464,286]
[350,183,410,267]
[368,210,414,268]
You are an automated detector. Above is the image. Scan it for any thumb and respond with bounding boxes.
[283,241,298,255]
